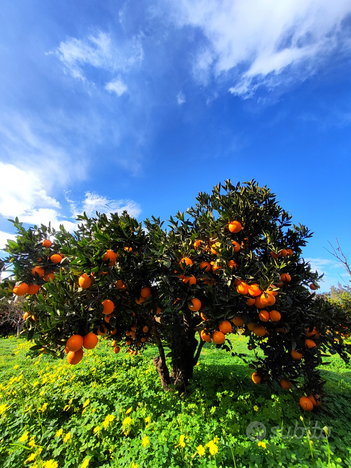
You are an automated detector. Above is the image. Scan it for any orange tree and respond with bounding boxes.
[1,180,351,406]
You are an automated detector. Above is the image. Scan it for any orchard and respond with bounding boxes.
[1,180,351,411]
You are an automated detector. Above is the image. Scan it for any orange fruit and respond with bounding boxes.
[193,240,202,249]
[124,246,132,252]
[27,284,40,295]
[200,330,211,342]
[13,283,29,296]
[228,221,242,233]
[97,325,107,336]
[291,349,303,360]
[270,251,279,259]
[279,379,292,390]
[179,257,193,269]
[135,296,146,304]
[258,310,270,322]
[140,287,151,298]
[310,284,318,290]
[116,280,126,289]
[199,261,211,272]
[143,326,149,333]
[285,248,293,256]
[305,339,316,348]
[102,300,114,315]
[247,322,257,331]
[280,273,291,283]
[212,331,225,344]
[254,296,266,309]
[200,312,208,321]
[44,272,55,282]
[279,249,288,257]
[30,315,36,321]
[231,241,240,252]
[182,275,196,285]
[248,284,261,297]
[236,282,249,295]
[306,327,317,337]
[32,266,45,278]
[219,320,232,334]
[259,293,276,307]
[104,314,113,323]
[300,396,314,411]
[227,260,237,269]
[114,346,120,354]
[308,394,321,407]
[66,334,84,352]
[253,325,267,337]
[102,250,118,266]
[232,316,244,326]
[79,273,92,289]
[269,310,281,322]
[50,254,62,264]
[83,332,98,349]
[246,298,256,306]
[67,349,83,365]
[252,372,261,384]
[42,239,52,248]
[211,262,222,273]
[22,312,29,320]
[188,298,201,312]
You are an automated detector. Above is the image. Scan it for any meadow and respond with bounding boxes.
[1,335,351,468]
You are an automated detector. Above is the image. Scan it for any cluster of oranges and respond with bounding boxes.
[64,332,98,365]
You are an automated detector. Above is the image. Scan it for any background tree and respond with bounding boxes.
[1,180,350,408]
[0,297,25,338]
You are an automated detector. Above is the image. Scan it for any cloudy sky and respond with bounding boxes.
[0,0,351,291]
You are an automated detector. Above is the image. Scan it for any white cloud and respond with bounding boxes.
[171,0,351,97]
[0,231,16,251]
[68,192,141,219]
[177,91,186,105]
[105,77,128,96]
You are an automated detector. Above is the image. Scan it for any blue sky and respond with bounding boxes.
[0,0,351,292]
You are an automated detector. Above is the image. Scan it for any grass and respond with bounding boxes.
[1,334,351,468]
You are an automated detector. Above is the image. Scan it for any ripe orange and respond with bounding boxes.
[253,325,267,337]
[219,320,232,334]
[32,266,45,278]
[83,332,98,349]
[247,322,257,331]
[259,293,276,307]
[269,310,281,322]
[255,296,266,309]
[285,248,293,256]
[248,284,261,297]
[114,346,120,353]
[102,300,114,315]
[143,326,149,333]
[183,275,196,285]
[50,254,62,264]
[236,282,249,295]
[79,273,92,289]
[27,284,40,295]
[67,349,83,365]
[212,331,225,344]
[227,260,237,269]
[258,310,270,322]
[13,283,29,296]
[280,273,291,283]
[300,396,314,411]
[279,379,292,390]
[231,241,240,252]
[211,262,223,273]
[97,325,107,336]
[228,221,242,233]
[271,251,279,259]
[111,329,117,335]
[66,334,84,352]
[232,316,244,326]
[310,284,318,290]
[42,239,52,248]
[179,257,193,269]
[193,240,202,249]
[200,330,211,342]
[252,373,261,384]
[116,280,126,289]
[199,261,211,272]
[102,250,118,266]
[305,339,316,348]
[279,249,288,257]
[23,312,29,320]
[135,296,146,304]
[141,287,152,298]
[44,272,55,281]
[307,394,321,407]
[246,298,255,306]
[188,298,201,312]
[291,349,303,360]
[306,327,317,337]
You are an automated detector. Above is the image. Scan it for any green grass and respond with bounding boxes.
[1,335,351,468]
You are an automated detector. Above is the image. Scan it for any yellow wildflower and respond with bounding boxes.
[131,463,138,468]
[145,416,151,425]
[38,403,48,413]
[123,416,132,426]
[176,434,186,448]
[102,414,115,429]
[83,399,90,408]
[253,405,259,412]
[0,404,9,415]
[258,441,267,449]
[206,440,218,456]
[42,460,58,468]
[197,445,205,456]
[126,407,133,414]
[26,453,37,462]
[28,437,36,448]
[63,432,72,443]
[19,431,29,443]
[142,436,150,447]
[55,428,63,438]
[13,365,19,369]
[93,426,100,434]
[81,458,90,468]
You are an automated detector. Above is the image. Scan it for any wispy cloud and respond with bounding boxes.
[171,0,351,98]
[105,77,128,96]
[177,91,186,105]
